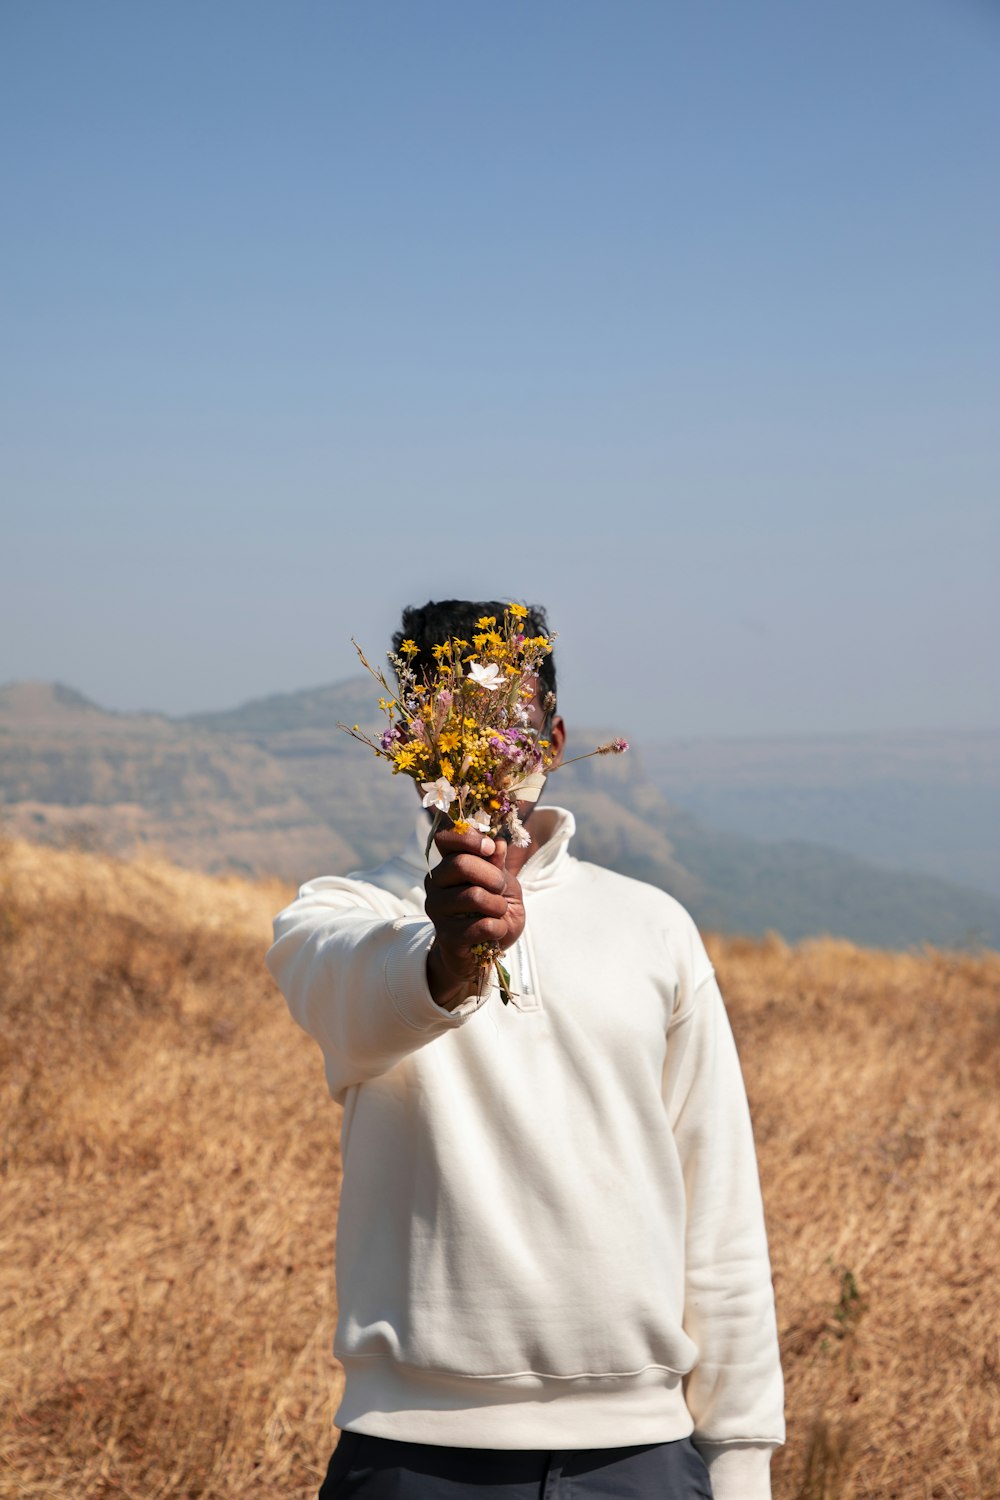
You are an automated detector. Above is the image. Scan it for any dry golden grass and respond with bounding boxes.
[1,837,997,1499]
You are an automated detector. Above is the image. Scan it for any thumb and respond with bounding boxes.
[486,833,509,871]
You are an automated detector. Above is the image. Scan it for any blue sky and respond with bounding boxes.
[3,0,998,738]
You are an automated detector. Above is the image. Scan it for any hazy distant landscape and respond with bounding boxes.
[642,731,1000,897]
[3,678,999,950]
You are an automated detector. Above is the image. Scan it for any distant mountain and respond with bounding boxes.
[0,681,355,879]
[557,746,1000,949]
[186,678,376,735]
[3,678,999,949]
[0,680,160,733]
[643,730,1000,898]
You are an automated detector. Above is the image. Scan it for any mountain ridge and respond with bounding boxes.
[3,677,999,948]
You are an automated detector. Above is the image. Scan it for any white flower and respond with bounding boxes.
[421,777,455,813]
[507,809,532,848]
[468,661,503,691]
[467,808,492,833]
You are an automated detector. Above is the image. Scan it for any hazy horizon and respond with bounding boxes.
[5,672,1000,748]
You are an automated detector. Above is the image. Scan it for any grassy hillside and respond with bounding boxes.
[1,839,997,1498]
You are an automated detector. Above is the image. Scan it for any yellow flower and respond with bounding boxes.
[452,819,470,834]
[507,603,528,619]
[400,639,418,656]
[440,758,455,780]
[438,730,459,751]
[475,616,496,629]
[394,747,418,769]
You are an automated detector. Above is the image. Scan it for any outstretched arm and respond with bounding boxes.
[266,829,524,1097]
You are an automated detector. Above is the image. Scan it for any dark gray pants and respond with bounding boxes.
[319,1432,714,1498]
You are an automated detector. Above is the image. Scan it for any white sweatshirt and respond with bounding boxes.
[266,807,784,1499]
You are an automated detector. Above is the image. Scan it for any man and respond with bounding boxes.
[266,599,784,1500]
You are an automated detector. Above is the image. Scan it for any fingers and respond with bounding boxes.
[430,854,506,894]
[430,829,506,895]
[425,893,509,950]
[438,914,510,949]
[426,826,519,960]
[434,828,497,859]
[425,877,507,923]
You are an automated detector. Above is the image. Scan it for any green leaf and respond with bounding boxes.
[424,809,443,862]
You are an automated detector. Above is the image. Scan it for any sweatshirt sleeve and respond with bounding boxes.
[662,963,785,1498]
[265,877,488,1100]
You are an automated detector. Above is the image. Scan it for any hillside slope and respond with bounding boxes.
[2,839,997,1499]
[0,681,356,879]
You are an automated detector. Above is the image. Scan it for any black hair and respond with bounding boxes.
[392,598,557,705]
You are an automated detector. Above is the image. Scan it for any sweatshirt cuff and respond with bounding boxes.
[695,1442,776,1500]
[383,919,485,1028]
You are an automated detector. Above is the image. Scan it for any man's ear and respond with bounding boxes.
[546,715,567,770]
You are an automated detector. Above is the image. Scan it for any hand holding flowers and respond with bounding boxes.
[422,825,526,1013]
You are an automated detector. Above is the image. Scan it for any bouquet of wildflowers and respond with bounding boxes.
[341,604,627,999]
